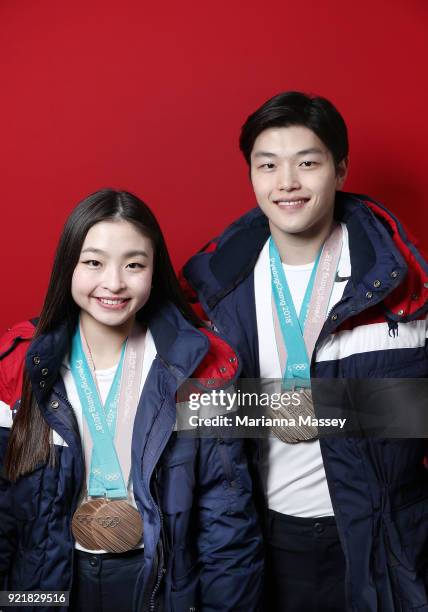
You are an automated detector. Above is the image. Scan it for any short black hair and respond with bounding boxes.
[239,91,348,169]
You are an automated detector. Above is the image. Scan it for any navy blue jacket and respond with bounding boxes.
[183,192,428,612]
[0,304,263,611]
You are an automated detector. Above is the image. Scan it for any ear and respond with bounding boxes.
[335,157,349,190]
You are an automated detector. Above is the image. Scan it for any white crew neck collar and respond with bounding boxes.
[282,260,315,271]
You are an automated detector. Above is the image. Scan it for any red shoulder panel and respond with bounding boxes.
[192,328,239,388]
[365,201,428,317]
[0,321,35,408]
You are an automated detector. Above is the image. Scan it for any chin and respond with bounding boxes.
[271,219,311,235]
[89,312,130,328]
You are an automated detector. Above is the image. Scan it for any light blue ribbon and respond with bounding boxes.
[70,327,127,498]
[269,238,321,388]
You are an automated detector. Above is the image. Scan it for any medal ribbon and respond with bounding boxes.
[70,323,145,498]
[270,223,343,388]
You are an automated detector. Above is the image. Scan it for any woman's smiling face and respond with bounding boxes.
[71,219,154,332]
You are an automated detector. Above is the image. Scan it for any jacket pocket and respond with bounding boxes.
[383,500,428,607]
[169,559,199,612]
[169,584,199,612]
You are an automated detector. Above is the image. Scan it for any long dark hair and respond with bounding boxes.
[5,189,201,480]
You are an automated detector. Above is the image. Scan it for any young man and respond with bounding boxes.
[183,92,428,611]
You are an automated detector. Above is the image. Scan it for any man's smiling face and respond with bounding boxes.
[250,125,347,240]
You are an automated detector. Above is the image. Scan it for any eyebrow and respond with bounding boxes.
[252,151,278,158]
[252,147,325,158]
[295,148,324,156]
[81,247,149,258]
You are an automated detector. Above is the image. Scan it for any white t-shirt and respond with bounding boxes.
[255,224,350,517]
[61,328,156,552]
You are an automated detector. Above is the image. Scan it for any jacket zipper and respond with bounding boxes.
[149,469,168,612]
[149,551,166,612]
[142,419,175,611]
[46,390,84,600]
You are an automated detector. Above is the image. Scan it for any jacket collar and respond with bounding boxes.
[26,302,209,404]
[184,191,428,321]
[147,302,209,379]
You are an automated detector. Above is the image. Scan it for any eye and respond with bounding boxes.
[260,163,275,170]
[83,259,101,268]
[299,161,317,168]
[126,262,144,270]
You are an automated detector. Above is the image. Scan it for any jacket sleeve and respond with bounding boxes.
[0,322,34,587]
[0,381,17,587]
[0,424,16,588]
[197,436,264,611]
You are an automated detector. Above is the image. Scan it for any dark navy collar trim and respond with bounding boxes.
[191,192,408,311]
[26,305,210,398]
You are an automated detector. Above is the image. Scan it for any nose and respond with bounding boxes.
[101,265,126,293]
[277,165,300,191]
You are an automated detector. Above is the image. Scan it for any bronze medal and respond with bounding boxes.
[269,388,318,444]
[72,498,106,550]
[91,500,144,553]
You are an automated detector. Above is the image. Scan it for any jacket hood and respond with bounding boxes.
[183,191,428,322]
[362,196,428,320]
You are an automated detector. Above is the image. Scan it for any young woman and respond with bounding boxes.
[0,190,263,612]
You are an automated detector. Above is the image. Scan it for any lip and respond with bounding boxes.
[93,297,131,311]
[273,197,310,210]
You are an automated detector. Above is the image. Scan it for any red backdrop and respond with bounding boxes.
[1,0,426,330]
